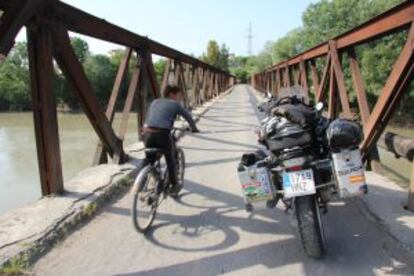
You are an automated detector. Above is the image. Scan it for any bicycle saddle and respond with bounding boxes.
[145,148,164,159]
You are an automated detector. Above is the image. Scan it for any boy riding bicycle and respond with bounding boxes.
[142,85,199,193]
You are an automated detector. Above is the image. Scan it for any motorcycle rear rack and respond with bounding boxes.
[270,158,331,172]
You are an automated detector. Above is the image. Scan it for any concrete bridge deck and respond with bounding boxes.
[32,85,414,275]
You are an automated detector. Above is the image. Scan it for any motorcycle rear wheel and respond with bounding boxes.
[295,195,325,258]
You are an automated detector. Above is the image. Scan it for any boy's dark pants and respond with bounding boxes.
[143,129,177,187]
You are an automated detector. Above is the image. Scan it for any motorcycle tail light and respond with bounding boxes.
[288,165,303,172]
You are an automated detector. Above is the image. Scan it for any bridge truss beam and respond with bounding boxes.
[252,0,414,159]
[0,0,235,195]
[252,0,414,209]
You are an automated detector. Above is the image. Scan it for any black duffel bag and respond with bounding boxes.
[326,119,362,149]
[241,150,267,167]
[271,104,317,128]
[265,116,313,152]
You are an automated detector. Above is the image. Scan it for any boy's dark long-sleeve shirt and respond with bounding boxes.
[144,98,197,130]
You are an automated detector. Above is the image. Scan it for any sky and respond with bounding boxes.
[18,0,318,57]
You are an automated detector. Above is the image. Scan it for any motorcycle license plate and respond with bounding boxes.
[282,169,316,198]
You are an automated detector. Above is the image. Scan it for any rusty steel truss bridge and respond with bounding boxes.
[1,0,414,208]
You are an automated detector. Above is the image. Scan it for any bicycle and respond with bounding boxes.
[131,128,186,233]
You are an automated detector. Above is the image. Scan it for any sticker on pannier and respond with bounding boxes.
[332,149,366,197]
[238,166,274,205]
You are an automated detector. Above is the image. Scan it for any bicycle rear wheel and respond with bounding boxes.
[132,165,159,233]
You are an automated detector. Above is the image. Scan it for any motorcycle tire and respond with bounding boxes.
[294,195,325,258]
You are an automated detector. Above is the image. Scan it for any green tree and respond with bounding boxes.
[202,40,220,67]
[217,44,230,72]
[55,37,91,110]
[301,0,402,48]
[153,58,166,84]
[270,29,305,64]
[252,0,410,119]
[298,0,405,102]
[71,37,90,64]
[201,40,230,72]
[0,42,30,111]
[84,54,117,107]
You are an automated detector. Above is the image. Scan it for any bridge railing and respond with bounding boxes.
[0,0,235,195]
[251,0,414,210]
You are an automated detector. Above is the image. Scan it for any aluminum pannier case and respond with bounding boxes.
[332,148,367,197]
[237,160,274,210]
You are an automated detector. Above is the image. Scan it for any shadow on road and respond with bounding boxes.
[106,179,289,251]
[116,240,306,276]
[113,86,414,275]
[110,178,414,275]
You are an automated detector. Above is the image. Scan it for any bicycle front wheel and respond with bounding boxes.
[177,148,185,185]
[132,165,159,233]
[170,148,185,198]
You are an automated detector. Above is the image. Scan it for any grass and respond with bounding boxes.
[82,202,97,217]
[0,256,29,275]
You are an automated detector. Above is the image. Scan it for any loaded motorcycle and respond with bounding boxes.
[238,86,367,258]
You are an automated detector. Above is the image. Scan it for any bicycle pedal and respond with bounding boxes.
[245,203,253,212]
